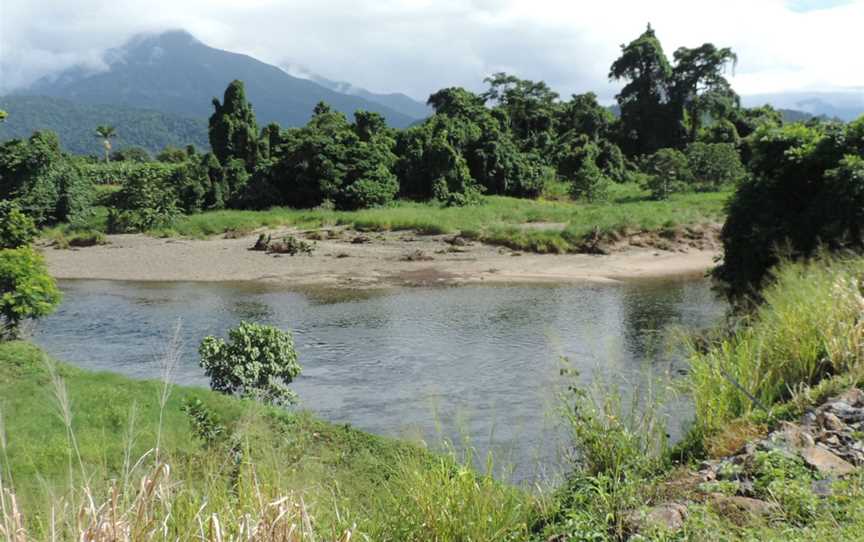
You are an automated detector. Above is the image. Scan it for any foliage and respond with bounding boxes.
[643,147,693,199]
[95,125,116,163]
[0,247,61,338]
[0,130,93,225]
[688,257,864,433]
[0,200,37,249]
[110,146,151,162]
[208,80,260,170]
[156,145,191,163]
[199,322,302,405]
[716,119,864,296]
[685,141,747,191]
[569,148,612,202]
[0,95,210,155]
[610,25,738,155]
[107,163,182,232]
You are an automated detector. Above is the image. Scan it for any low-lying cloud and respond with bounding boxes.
[1,0,862,101]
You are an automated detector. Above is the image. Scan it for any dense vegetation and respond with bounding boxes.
[0,95,209,155]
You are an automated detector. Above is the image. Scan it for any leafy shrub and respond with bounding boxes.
[199,322,301,405]
[570,158,611,202]
[685,142,746,191]
[716,120,864,296]
[643,148,693,200]
[181,397,226,446]
[0,200,37,249]
[107,163,181,233]
[0,246,62,338]
[0,131,93,225]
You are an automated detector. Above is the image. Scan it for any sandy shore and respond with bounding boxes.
[42,227,720,287]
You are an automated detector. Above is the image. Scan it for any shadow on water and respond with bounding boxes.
[34,277,727,484]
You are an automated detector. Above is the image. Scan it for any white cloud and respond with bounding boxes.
[1,0,862,100]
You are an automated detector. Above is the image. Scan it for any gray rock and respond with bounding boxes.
[627,503,688,533]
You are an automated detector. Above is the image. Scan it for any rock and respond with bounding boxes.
[351,235,371,244]
[709,496,779,523]
[627,503,688,533]
[801,446,857,476]
[776,422,815,450]
[447,236,472,247]
[834,388,864,407]
[817,411,846,432]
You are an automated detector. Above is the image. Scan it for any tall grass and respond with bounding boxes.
[688,256,864,434]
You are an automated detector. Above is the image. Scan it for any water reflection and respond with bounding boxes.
[34,278,726,483]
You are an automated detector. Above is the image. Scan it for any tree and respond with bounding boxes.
[199,322,301,405]
[156,145,190,163]
[609,24,675,155]
[670,44,738,143]
[482,72,559,156]
[209,80,260,171]
[644,148,692,199]
[0,201,37,249]
[95,125,116,164]
[715,120,864,298]
[0,110,7,122]
[0,247,61,339]
[570,152,612,202]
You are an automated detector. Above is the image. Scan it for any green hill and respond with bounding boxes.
[0,95,209,155]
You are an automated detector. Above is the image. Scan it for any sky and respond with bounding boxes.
[1,0,862,101]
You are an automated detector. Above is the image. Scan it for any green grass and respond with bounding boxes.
[687,256,864,436]
[0,341,539,540]
[151,185,729,253]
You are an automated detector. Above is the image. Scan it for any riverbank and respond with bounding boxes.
[41,225,721,287]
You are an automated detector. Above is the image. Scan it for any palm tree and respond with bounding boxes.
[95,125,116,163]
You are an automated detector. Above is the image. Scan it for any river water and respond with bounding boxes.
[33,278,726,484]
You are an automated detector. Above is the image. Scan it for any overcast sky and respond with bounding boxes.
[1,0,862,101]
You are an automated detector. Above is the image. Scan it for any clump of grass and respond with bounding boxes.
[688,256,864,435]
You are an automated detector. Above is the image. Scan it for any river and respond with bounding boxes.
[33,277,726,484]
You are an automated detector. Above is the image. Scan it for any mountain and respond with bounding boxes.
[0,95,209,155]
[22,30,420,129]
[305,73,431,120]
[742,91,864,122]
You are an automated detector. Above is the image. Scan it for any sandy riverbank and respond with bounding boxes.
[42,227,721,287]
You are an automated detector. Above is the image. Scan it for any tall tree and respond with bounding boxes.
[482,73,559,155]
[95,125,116,163]
[670,44,739,142]
[209,80,260,171]
[609,24,675,155]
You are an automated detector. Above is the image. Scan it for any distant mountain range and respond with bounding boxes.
[0,29,859,155]
[743,91,864,122]
[20,30,424,129]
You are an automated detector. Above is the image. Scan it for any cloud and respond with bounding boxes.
[1,0,862,100]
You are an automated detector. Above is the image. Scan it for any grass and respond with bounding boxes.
[0,340,540,540]
[687,256,864,436]
[149,185,729,253]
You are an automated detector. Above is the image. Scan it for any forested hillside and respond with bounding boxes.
[0,95,209,155]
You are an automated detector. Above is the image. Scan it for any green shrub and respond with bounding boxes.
[67,230,108,247]
[570,157,611,202]
[643,148,693,200]
[0,246,61,338]
[716,121,864,297]
[199,322,302,405]
[685,142,746,191]
[107,163,181,233]
[0,200,37,249]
